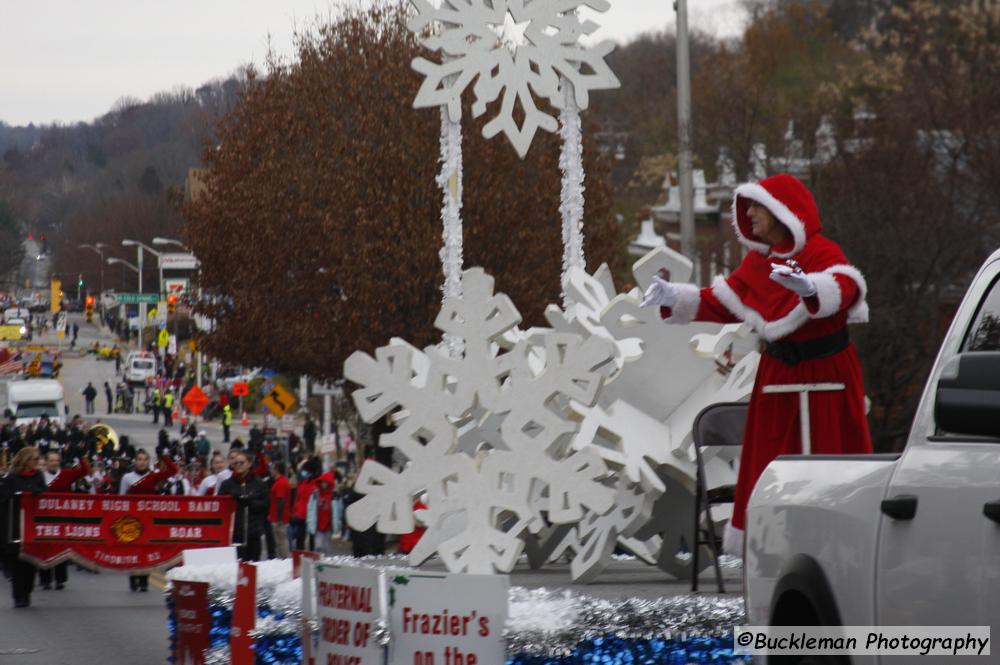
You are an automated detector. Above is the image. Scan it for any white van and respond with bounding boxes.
[7,379,66,426]
[124,351,157,387]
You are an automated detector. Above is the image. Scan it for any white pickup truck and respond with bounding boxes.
[745,248,1000,664]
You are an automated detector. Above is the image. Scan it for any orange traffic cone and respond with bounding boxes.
[241,411,249,426]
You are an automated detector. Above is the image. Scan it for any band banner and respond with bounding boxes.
[19,493,236,572]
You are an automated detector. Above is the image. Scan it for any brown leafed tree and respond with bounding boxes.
[52,192,184,296]
[183,3,623,380]
[692,0,855,179]
[812,0,1000,450]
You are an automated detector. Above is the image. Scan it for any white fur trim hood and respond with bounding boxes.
[732,182,808,259]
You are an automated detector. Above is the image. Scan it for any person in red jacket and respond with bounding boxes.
[290,460,320,551]
[269,462,291,558]
[313,471,336,556]
[642,173,872,554]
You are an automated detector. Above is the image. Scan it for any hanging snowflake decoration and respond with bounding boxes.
[344,267,618,574]
[408,0,620,158]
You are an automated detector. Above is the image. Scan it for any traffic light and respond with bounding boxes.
[85,295,95,322]
[167,294,178,316]
[50,279,62,314]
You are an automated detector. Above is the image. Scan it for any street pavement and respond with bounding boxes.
[31,311,257,453]
[0,567,170,664]
[0,312,259,664]
[13,240,50,299]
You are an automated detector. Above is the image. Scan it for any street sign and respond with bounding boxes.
[168,334,177,355]
[280,414,297,432]
[158,329,169,348]
[116,292,160,305]
[319,434,337,455]
[183,385,210,415]
[312,381,342,396]
[164,278,190,297]
[159,253,199,270]
[261,383,297,418]
[232,382,250,397]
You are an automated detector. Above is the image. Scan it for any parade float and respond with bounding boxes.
[166,1,756,662]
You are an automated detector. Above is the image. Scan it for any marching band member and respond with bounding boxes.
[1,447,47,607]
[119,450,178,591]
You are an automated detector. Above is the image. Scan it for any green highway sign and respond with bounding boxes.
[116,292,160,305]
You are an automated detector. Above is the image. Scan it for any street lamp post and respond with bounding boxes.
[122,239,163,301]
[79,243,109,322]
[152,237,188,250]
[122,240,162,351]
[675,0,696,273]
[108,257,140,345]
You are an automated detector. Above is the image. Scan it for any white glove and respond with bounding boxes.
[640,276,679,308]
[769,263,816,297]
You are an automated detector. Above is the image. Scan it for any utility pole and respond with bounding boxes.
[137,247,145,348]
[675,0,696,274]
[195,284,203,387]
[299,375,309,414]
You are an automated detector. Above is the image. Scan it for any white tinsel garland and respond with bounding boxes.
[559,82,586,309]
[437,105,465,357]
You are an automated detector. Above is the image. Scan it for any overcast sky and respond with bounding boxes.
[0,0,747,127]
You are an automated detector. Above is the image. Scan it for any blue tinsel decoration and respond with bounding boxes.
[166,601,751,665]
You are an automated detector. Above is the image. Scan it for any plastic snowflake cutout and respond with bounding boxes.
[344,268,617,574]
[409,0,620,157]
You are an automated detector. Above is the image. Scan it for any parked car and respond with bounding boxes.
[217,367,261,392]
[745,247,1000,663]
[123,351,158,387]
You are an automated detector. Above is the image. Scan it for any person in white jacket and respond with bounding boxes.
[197,451,228,495]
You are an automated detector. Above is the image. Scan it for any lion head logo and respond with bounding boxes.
[110,516,143,544]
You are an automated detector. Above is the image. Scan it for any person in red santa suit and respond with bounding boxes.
[641,173,872,553]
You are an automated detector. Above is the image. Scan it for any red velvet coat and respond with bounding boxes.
[662,174,873,531]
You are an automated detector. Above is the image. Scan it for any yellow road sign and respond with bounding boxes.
[261,383,297,418]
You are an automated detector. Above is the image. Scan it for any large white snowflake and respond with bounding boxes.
[533,249,760,581]
[408,0,620,157]
[344,267,617,574]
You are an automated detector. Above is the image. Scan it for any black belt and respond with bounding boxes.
[765,328,849,366]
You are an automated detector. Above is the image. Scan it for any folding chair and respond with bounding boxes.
[691,401,748,592]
